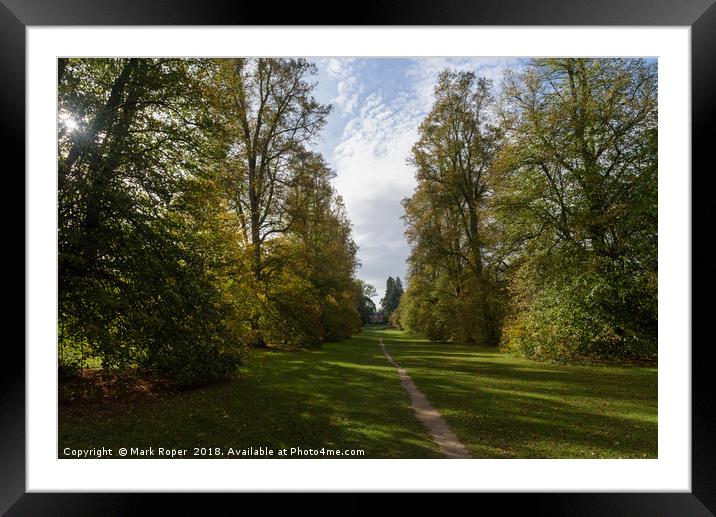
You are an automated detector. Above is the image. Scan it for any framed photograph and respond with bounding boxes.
[6,0,714,513]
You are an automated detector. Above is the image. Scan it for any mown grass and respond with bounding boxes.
[59,327,657,459]
[378,328,657,458]
[59,329,442,459]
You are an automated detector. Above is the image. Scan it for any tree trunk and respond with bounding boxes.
[467,201,483,277]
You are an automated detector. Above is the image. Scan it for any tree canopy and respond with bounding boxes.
[394,58,657,360]
[381,276,404,321]
[58,58,364,385]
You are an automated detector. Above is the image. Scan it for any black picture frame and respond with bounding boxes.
[4,0,714,514]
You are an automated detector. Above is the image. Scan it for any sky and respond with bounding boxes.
[308,58,525,305]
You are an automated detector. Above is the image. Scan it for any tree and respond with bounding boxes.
[381,277,395,315]
[394,277,404,301]
[273,161,363,344]
[399,59,656,360]
[208,58,332,345]
[357,281,378,324]
[57,58,363,386]
[380,276,404,319]
[400,70,505,345]
[58,58,242,385]
[210,59,331,280]
[496,58,658,359]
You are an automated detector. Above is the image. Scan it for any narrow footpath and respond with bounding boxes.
[379,338,471,459]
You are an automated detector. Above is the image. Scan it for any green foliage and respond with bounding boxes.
[495,58,658,360]
[356,280,377,325]
[209,59,361,348]
[58,58,363,386]
[393,269,449,341]
[380,276,404,320]
[58,58,242,386]
[400,70,504,345]
[501,255,657,361]
[401,59,657,360]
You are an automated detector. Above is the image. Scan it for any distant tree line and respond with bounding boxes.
[58,58,363,386]
[354,276,405,325]
[392,58,657,361]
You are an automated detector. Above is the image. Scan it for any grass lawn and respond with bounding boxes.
[380,328,657,458]
[59,329,443,459]
[59,327,657,459]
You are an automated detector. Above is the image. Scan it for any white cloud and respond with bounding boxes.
[319,58,519,302]
[324,58,361,115]
[407,57,518,109]
[325,57,355,80]
[332,92,415,197]
[329,90,420,301]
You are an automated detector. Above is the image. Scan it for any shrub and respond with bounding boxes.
[501,264,657,361]
[146,338,243,388]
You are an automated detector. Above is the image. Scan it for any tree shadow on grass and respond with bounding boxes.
[380,333,657,459]
[59,333,443,459]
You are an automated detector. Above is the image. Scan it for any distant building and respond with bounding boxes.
[369,310,385,324]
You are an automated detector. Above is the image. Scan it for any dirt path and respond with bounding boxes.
[379,338,471,459]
